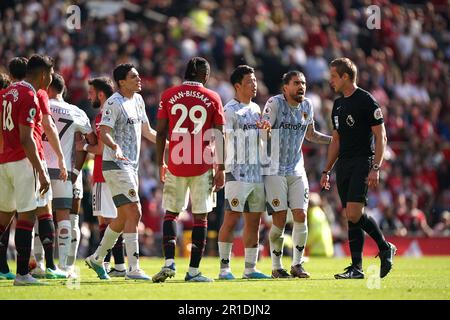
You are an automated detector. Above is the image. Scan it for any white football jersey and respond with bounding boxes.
[43,99,93,176]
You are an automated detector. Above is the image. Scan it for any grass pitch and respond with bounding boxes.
[1,256,449,300]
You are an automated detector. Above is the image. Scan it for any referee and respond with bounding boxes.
[320,58,396,279]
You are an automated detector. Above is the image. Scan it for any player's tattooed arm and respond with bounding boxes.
[305,121,332,145]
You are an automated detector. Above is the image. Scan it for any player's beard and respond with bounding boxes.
[92,98,101,109]
[291,91,304,103]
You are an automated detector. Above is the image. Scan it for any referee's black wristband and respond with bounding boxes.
[322,171,330,175]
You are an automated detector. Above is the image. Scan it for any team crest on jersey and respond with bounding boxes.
[105,109,112,116]
[128,189,137,197]
[272,199,280,207]
[374,108,383,120]
[303,112,308,120]
[346,115,355,127]
[264,106,271,114]
[231,198,239,207]
[158,101,163,110]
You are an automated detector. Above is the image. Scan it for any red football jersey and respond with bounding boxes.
[157,82,225,177]
[92,112,105,183]
[0,88,5,154]
[0,81,40,163]
[35,89,51,160]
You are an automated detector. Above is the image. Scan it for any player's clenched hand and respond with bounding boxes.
[58,158,68,181]
[213,169,225,192]
[75,139,85,151]
[256,120,271,133]
[112,143,128,161]
[39,171,50,196]
[159,163,168,183]
[368,169,379,189]
[320,172,330,191]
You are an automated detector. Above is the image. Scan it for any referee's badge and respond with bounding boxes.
[374,108,383,120]
[346,115,355,127]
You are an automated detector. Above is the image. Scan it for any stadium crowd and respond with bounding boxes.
[0,0,449,258]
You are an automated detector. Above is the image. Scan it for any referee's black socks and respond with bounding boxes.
[356,214,389,251]
[347,221,364,269]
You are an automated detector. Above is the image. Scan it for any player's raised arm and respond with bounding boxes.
[305,120,332,144]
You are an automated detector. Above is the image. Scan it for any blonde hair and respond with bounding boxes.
[330,57,357,82]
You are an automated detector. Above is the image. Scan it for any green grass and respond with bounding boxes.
[1,256,449,300]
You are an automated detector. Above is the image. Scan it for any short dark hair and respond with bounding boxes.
[113,63,135,87]
[330,57,357,82]
[0,73,11,89]
[88,77,114,98]
[230,65,255,86]
[8,57,28,80]
[26,54,54,77]
[282,71,304,85]
[184,57,210,81]
[49,73,65,94]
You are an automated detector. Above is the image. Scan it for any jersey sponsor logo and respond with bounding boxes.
[126,117,139,125]
[128,189,136,197]
[243,123,258,130]
[231,198,239,207]
[346,115,355,127]
[279,122,306,130]
[374,108,383,120]
[272,199,280,207]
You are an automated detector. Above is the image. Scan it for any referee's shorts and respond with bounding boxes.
[335,156,372,208]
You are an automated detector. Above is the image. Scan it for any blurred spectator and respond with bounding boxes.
[306,193,334,257]
[433,211,450,236]
[397,194,435,237]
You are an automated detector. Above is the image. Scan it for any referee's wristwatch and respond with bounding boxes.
[371,163,380,171]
